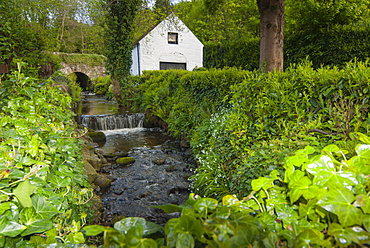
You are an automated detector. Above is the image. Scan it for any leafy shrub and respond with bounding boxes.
[0,64,93,247]
[285,21,370,68]
[131,61,370,199]
[93,76,112,95]
[204,38,260,70]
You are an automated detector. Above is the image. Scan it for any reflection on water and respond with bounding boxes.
[76,94,125,116]
[100,128,173,154]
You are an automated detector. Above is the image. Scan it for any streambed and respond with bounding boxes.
[77,94,193,225]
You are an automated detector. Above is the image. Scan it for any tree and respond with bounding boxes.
[104,0,141,101]
[257,0,284,72]
[203,0,284,72]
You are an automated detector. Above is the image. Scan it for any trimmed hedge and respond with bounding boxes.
[132,61,370,198]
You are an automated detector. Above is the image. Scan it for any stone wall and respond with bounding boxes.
[59,62,108,79]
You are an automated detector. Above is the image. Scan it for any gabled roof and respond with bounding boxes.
[133,13,202,45]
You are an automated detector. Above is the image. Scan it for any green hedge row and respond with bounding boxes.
[133,61,370,199]
[285,22,370,68]
[203,22,370,70]
[203,38,260,71]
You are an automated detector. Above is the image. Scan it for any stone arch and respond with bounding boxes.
[69,72,93,91]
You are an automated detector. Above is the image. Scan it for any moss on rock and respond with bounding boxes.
[88,131,106,143]
[116,157,135,165]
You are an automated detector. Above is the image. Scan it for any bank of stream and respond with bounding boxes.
[77,94,194,225]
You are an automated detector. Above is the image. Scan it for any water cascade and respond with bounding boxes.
[80,113,144,131]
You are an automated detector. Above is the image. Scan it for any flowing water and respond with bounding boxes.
[77,94,193,225]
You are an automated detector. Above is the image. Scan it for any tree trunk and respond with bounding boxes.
[257,0,284,72]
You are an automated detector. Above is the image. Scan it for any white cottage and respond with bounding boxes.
[130,14,204,76]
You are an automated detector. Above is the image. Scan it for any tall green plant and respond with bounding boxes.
[104,0,140,83]
[0,64,92,247]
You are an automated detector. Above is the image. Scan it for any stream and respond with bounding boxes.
[76,94,194,225]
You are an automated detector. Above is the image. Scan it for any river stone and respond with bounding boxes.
[84,161,98,183]
[116,157,135,165]
[153,159,165,165]
[88,131,106,143]
[94,175,111,192]
[85,154,102,172]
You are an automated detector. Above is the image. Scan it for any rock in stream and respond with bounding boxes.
[97,141,194,225]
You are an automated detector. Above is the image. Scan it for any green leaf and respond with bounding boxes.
[252,176,274,191]
[312,170,357,188]
[153,204,182,213]
[293,229,324,247]
[289,175,321,203]
[306,155,335,175]
[354,194,370,214]
[322,144,340,153]
[362,215,370,232]
[0,202,11,215]
[230,225,259,247]
[83,225,109,236]
[222,195,240,207]
[0,216,26,237]
[174,215,204,239]
[114,217,162,237]
[175,232,194,248]
[194,198,218,216]
[32,195,59,219]
[295,146,315,156]
[13,179,36,207]
[22,219,53,237]
[327,223,359,246]
[49,175,71,188]
[317,187,363,227]
[262,231,278,248]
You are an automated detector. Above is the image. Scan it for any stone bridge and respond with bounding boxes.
[57,53,108,90]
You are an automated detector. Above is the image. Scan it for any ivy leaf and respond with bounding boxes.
[306,155,335,175]
[174,215,204,239]
[0,216,26,237]
[289,176,321,203]
[363,215,370,232]
[317,187,363,227]
[83,225,109,236]
[175,232,194,248]
[32,195,59,219]
[194,198,218,216]
[13,179,36,208]
[327,223,360,246]
[262,231,278,248]
[293,229,324,247]
[312,170,357,188]
[21,219,53,237]
[114,217,162,237]
[0,202,11,215]
[354,194,370,214]
[252,176,275,191]
[230,225,259,246]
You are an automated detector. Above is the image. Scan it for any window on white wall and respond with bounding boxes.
[168,32,178,44]
[160,62,186,70]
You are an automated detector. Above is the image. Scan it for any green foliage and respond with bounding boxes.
[0,64,93,246]
[84,217,161,247]
[204,38,260,70]
[285,21,370,68]
[105,0,140,83]
[131,61,370,199]
[59,53,107,67]
[93,76,112,95]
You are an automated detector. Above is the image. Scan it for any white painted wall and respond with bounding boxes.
[130,14,203,75]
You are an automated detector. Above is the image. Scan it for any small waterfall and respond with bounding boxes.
[80,113,144,131]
